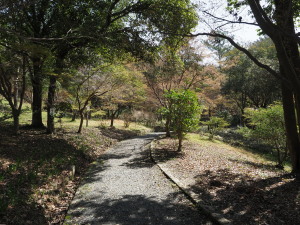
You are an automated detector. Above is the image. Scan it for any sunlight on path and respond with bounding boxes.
[65,133,212,225]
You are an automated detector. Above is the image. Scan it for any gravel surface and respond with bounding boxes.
[65,133,212,225]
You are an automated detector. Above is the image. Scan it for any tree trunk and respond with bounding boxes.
[295,92,300,136]
[281,83,300,173]
[110,112,115,127]
[177,133,183,151]
[77,110,84,133]
[31,58,44,128]
[86,111,89,127]
[71,110,77,121]
[47,76,57,134]
[165,115,171,137]
[12,109,20,135]
[31,78,44,128]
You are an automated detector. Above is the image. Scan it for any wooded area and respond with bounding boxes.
[0,0,300,224]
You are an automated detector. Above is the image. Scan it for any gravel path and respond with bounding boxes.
[64,133,212,225]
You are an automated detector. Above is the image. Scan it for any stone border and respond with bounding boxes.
[149,138,232,225]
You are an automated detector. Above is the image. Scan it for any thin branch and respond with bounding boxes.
[189,31,293,86]
[202,10,259,27]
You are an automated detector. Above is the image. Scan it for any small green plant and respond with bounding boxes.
[161,89,201,151]
[201,116,229,140]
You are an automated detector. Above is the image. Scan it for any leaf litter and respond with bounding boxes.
[153,137,300,225]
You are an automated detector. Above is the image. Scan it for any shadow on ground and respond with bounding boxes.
[0,125,107,224]
[65,193,211,225]
[189,169,300,225]
[98,127,140,141]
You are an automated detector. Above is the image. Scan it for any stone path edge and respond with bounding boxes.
[149,138,232,225]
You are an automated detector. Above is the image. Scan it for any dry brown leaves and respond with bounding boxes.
[153,137,300,225]
[0,125,140,225]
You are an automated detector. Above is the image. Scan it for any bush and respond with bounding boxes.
[242,103,287,168]
[162,89,201,151]
[201,116,229,139]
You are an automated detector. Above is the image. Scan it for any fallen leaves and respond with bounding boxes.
[154,137,300,225]
[0,125,140,224]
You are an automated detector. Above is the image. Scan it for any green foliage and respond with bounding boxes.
[202,117,229,139]
[162,89,201,150]
[241,103,287,168]
[221,38,281,115]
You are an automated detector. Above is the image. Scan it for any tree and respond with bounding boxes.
[0,0,198,133]
[0,48,26,134]
[162,89,201,151]
[69,62,127,133]
[221,38,281,124]
[243,104,288,169]
[194,0,300,173]
[144,41,204,136]
[99,64,145,127]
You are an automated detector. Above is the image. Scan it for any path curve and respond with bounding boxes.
[65,133,212,225]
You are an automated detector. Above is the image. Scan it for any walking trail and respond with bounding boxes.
[64,133,212,225]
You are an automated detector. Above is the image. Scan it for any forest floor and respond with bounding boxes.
[152,134,300,225]
[0,120,148,225]
[1,121,300,225]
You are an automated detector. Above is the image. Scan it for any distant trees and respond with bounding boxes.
[96,64,145,128]
[144,41,204,135]
[65,57,134,133]
[221,38,281,124]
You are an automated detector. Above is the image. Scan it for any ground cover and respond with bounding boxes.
[153,134,300,225]
[0,118,150,225]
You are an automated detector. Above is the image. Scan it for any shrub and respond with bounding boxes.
[162,89,201,151]
[201,116,229,139]
[243,103,287,168]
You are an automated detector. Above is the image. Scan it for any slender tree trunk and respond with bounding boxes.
[281,83,300,173]
[31,79,44,128]
[47,54,65,134]
[86,111,89,127]
[31,58,44,128]
[47,76,57,133]
[110,111,115,127]
[12,109,20,135]
[166,115,171,137]
[77,110,84,133]
[71,110,77,121]
[177,132,183,151]
[295,94,300,135]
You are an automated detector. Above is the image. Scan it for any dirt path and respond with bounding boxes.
[65,133,213,225]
